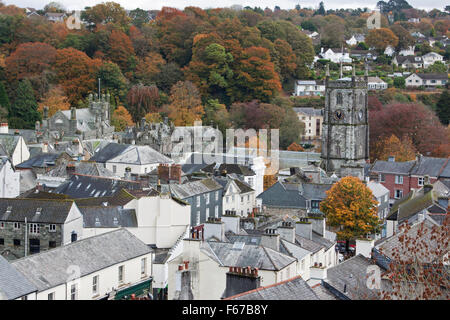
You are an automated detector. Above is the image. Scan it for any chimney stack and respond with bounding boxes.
[356,238,375,258]
[222,210,240,234]
[158,164,170,183]
[203,217,225,242]
[223,266,261,299]
[260,228,280,251]
[295,218,312,240]
[277,221,295,243]
[0,122,8,134]
[170,164,182,184]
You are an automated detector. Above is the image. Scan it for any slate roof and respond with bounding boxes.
[80,207,137,228]
[280,239,311,261]
[52,174,142,198]
[202,241,297,271]
[367,181,389,198]
[169,178,222,199]
[301,183,332,200]
[12,229,152,292]
[324,254,381,300]
[311,231,335,250]
[213,176,254,195]
[257,181,307,209]
[416,73,448,80]
[387,188,446,222]
[370,160,416,174]
[74,188,137,207]
[0,256,37,300]
[226,276,319,300]
[201,163,256,176]
[0,198,75,224]
[375,217,443,263]
[395,55,423,64]
[311,283,338,300]
[90,143,172,165]
[0,134,21,158]
[44,161,116,179]
[411,156,449,177]
[293,108,324,117]
[295,234,324,254]
[16,152,62,169]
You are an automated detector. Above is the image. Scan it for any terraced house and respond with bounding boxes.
[0,199,83,261]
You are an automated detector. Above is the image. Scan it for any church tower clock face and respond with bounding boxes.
[334,109,344,120]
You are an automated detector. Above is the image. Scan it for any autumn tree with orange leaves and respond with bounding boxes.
[37,86,70,118]
[366,28,399,53]
[167,81,204,126]
[320,176,381,249]
[373,134,417,162]
[111,105,134,131]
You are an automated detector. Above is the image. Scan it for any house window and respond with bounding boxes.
[48,292,55,300]
[418,177,424,186]
[232,195,235,201]
[196,196,200,207]
[241,196,244,203]
[247,195,250,202]
[215,191,219,201]
[13,222,20,230]
[196,211,200,226]
[29,223,40,234]
[13,239,20,246]
[215,206,219,218]
[118,265,124,284]
[248,178,254,187]
[395,175,403,185]
[206,208,210,219]
[49,241,56,248]
[206,194,210,205]
[379,174,385,182]
[0,238,4,245]
[70,284,77,300]
[112,165,117,173]
[49,224,56,232]
[0,222,3,229]
[141,258,147,276]
[226,196,229,203]
[92,275,99,295]
[21,296,27,300]
[395,189,403,199]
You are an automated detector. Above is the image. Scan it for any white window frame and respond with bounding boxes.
[379,174,385,182]
[13,222,20,230]
[29,223,40,234]
[418,177,424,186]
[206,194,210,205]
[395,175,403,185]
[118,265,124,284]
[395,189,403,199]
[0,222,4,229]
[206,208,210,219]
[49,224,56,232]
[92,275,99,295]
[196,196,200,207]
[141,258,147,277]
[196,211,200,226]
[215,191,219,201]
[215,205,219,218]
[70,284,77,300]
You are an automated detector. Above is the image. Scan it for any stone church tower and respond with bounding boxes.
[320,65,369,179]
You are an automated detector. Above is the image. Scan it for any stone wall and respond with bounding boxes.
[0,222,63,261]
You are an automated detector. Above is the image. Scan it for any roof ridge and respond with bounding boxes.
[223,275,304,300]
[261,245,281,271]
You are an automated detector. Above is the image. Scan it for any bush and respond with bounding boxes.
[393,77,405,89]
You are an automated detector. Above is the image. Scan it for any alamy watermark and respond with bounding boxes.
[170,121,280,173]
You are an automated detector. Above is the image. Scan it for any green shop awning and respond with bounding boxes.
[114,278,152,300]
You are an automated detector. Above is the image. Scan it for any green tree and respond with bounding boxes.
[129,8,150,28]
[393,77,405,89]
[315,2,326,15]
[202,99,230,135]
[9,79,40,129]
[436,90,450,125]
[96,62,128,106]
[425,61,448,74]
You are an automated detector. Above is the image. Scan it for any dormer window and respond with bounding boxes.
[36,208,42,215]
